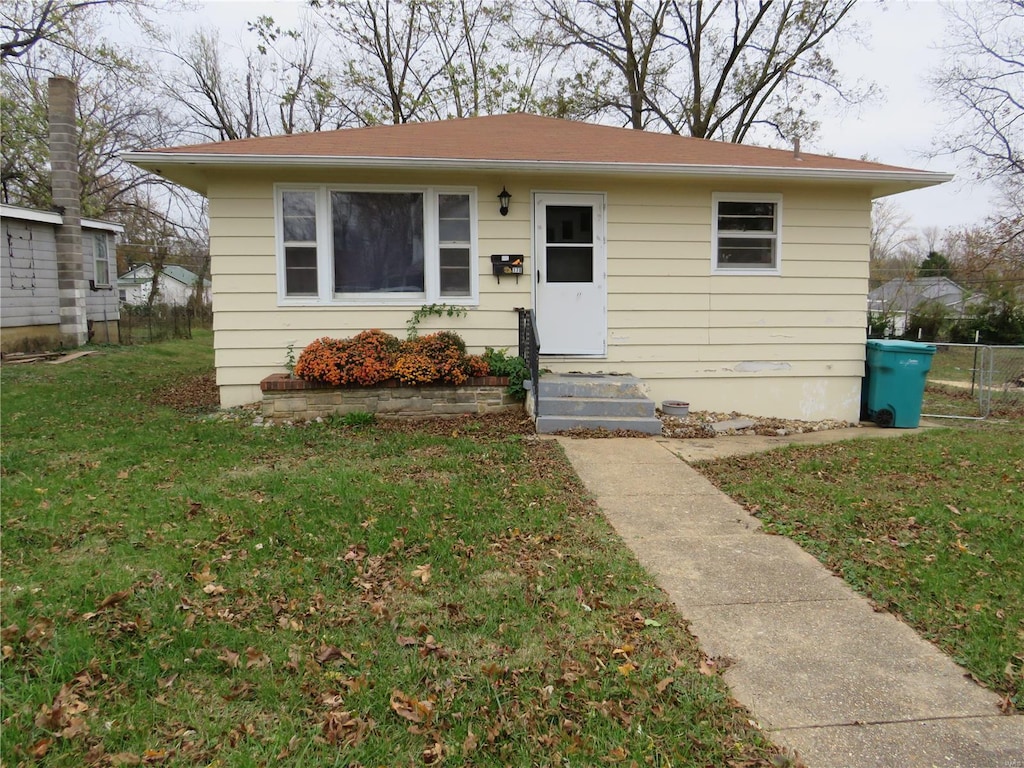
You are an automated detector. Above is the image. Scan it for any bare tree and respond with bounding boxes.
[2,0,159,60]
[868,199,919,290]
[160,19,348,142]
[1,16,208,262]
[422,0,545,118]
[162,29,270,141]
[932,1,1023,245]
[311,0,550,125]
[535,1,671,129]
[532,0,868,142]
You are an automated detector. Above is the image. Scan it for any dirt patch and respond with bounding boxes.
[373,409,536,438]
[659,410,856,439]
[151,372,220,413]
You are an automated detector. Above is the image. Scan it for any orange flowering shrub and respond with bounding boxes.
[465,355,490,378]
[293,337,348,385]
[294,329,401,386]
[393,351,438,384]
[293,329,490,387]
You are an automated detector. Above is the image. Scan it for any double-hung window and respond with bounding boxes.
[712,193,782,273]
[92,232,111,286]
[277,185,477,304]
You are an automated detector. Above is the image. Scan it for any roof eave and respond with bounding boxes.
[123,152,953,196]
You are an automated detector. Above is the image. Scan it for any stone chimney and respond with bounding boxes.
[49,76,88,346]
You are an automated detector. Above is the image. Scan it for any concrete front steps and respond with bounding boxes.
[534,373,664,435]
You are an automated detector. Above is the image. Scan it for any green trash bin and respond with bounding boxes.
[864,339,937,428]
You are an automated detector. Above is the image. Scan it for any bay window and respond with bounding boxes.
[277,185,477,304]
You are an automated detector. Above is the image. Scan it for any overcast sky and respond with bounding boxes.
[150,0,992,235]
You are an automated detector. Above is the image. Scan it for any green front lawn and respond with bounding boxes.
[697,424,1024,710]
[1,335,785,766]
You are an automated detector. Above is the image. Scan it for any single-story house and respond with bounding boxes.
[118,263,212,307]
[868,276,977,336]
[125,113,950,420]
[1,203,122,352]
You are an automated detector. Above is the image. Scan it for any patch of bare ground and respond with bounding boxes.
[659,410,857,439]
[151,372,220,412]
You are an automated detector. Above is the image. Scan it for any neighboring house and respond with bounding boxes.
[126,114,949,420]
[118,263,212,307]
[868,276,977,335]
[1,203,122,352]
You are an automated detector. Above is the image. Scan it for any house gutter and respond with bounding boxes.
[123,152,953,190]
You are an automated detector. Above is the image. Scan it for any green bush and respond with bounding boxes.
[483,347,529,400]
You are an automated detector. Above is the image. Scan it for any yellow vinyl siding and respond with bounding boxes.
[205,171,873,418]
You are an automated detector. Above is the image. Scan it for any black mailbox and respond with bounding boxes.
[490,254,524,283]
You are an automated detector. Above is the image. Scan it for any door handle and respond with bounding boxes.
[537,270,541,283]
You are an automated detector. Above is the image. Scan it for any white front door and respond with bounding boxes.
[534,193,607,355]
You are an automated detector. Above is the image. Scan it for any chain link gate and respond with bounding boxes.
[923,343,1024,421]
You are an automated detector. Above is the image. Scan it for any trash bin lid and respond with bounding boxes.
[866,339,937,354]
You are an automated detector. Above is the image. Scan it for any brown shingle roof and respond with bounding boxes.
[142,113,916,174]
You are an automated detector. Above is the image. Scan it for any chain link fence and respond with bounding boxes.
[120,303,213,345]
[923,343,1024,420]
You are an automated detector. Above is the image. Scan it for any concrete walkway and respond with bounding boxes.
[557,434,1024,768]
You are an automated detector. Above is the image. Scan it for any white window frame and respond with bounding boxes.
[92,232,112,287]
[275,184,479,306]
[711,192,783,275]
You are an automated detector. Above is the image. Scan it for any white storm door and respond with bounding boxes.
[534,193,607,355]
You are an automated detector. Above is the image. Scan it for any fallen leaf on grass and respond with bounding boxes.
[97,589,132,610]
[218,648,240,669]
[108,753,142,766]
[423,740,444,764]
[462,727,478,756]
[315,645,355,665]
[617,662,636,677]
[29,736,54,758]
[202,583,227,596]
[602,746,628,762]
[411,564,432,584]
[323,710,374,747]
[58,716,89,739]
[699,658,718,676]
[157,673,178,689]
[655,676,674,693]
[191,566,216,586]
[245,647,270,668]
[390,690,435,723]
[223,682,255,701]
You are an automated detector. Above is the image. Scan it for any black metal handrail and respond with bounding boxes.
[514,307,540,392]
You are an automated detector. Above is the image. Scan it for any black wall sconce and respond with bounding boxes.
[497,186,511,216]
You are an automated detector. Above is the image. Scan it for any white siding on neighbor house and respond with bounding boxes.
[121,265,201,307]
[206,169,872,420]
[1,219,118,334]
[83,229,120,337]
[1,218,60,327]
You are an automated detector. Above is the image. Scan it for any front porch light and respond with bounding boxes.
[497,186,511,216]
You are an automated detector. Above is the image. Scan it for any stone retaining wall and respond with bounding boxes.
[260,373,520,420]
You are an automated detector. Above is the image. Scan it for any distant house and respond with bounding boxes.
[118,263,211,307]
[1,203,122,352]
[868,276,977,335]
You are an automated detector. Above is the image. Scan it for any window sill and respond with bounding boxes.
[278,296,478,308]
[711,267,781,276]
